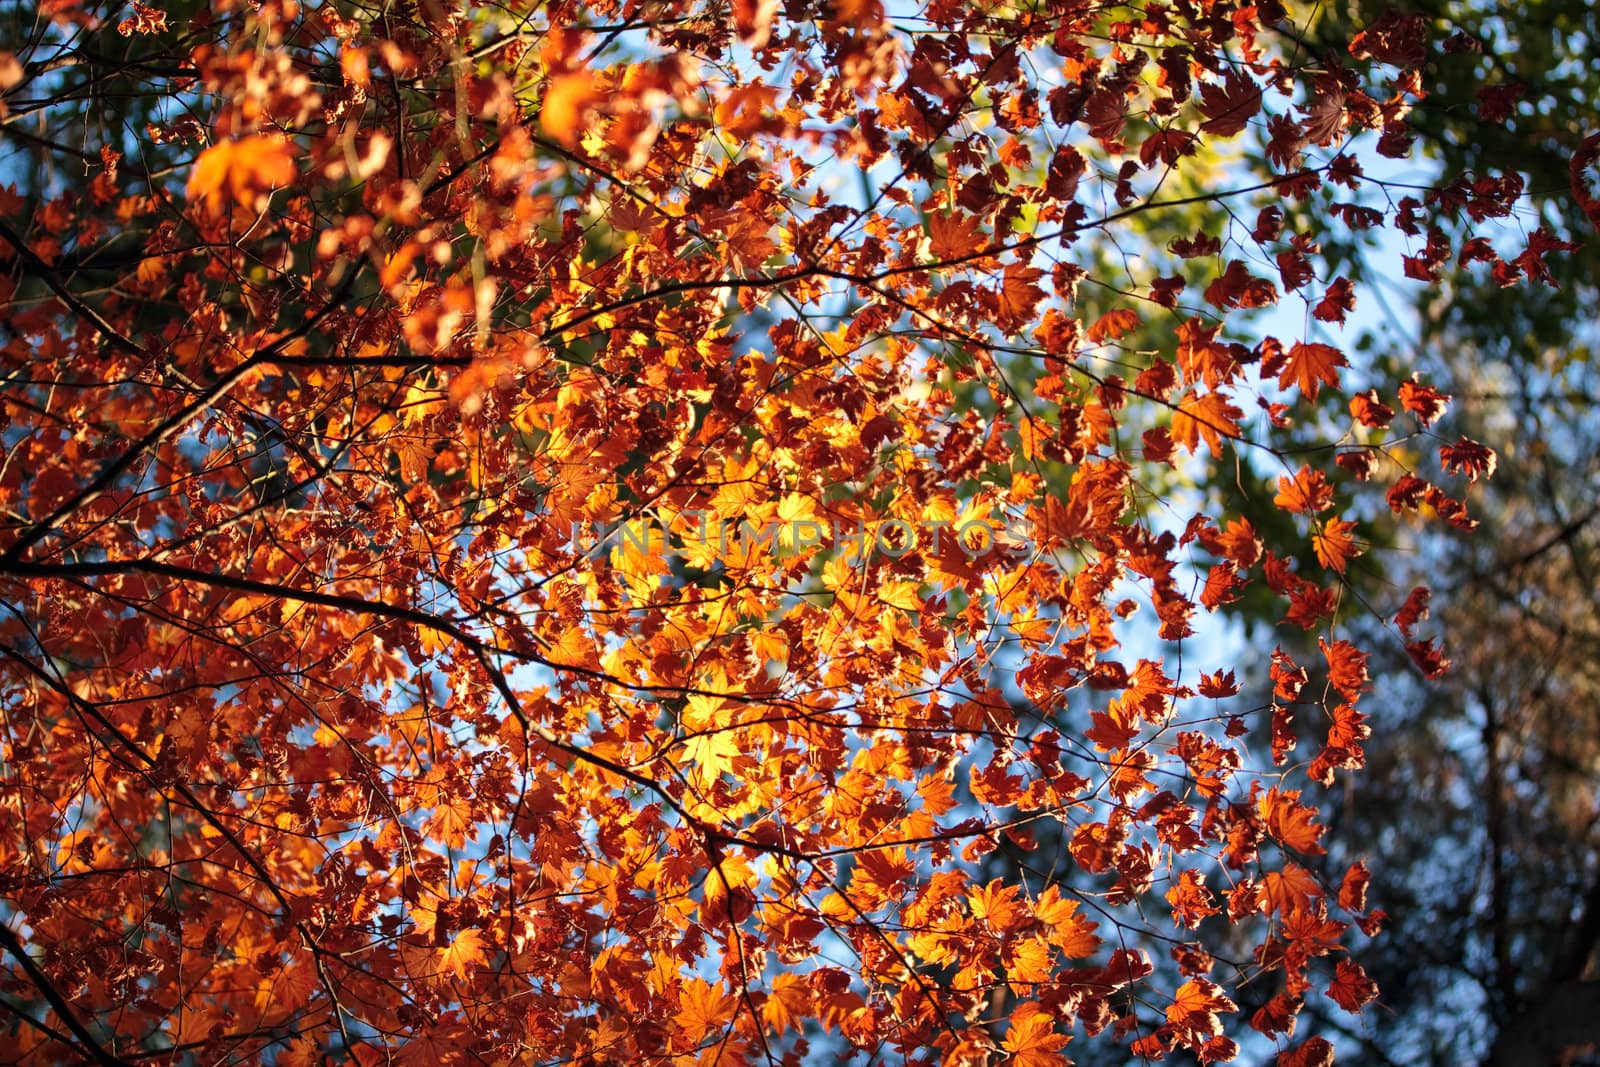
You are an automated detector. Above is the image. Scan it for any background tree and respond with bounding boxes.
[0,0,1571,1064]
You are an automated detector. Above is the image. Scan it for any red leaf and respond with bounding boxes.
[1278,1036,1335,1067]
[1398,379,1450,426]
[1349,13,1430,68]
[1199,72,1262,137]
[1349,389,1394,427]
[1394,586,1432,634]
[927,209,988,260]
[1338,860,1371,915]
[1205,259,1278,309]
[1326,958,1379,1012]
[1439,436,1497,481]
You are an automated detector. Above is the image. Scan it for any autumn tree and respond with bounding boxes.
[0,0,1579,1064]
[1185,3,1600,1064]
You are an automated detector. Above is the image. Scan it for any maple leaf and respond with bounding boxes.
[714,82,780,138]
[1338,860,1372,914]
[1398,378,1450,425]
[424,794,478,849]
[1260,863,1324,915]
[1172,390,1243,457]
[116,0,166,35]
[675,978,733,1045]
[1279,1037,1336,1067]
[1003,1007,1072,1067]
[927,210,987,259]
[1199,669,1240,698]
[1440,436,1497,481]
[1277,342,1348,400]
[1326,958,1379,1012]
[1176,318,1239,389]
[1301,79,1347,146]
[1251,992,1303,1038]
[1350,12,1430,67]
[1312,517,1361,574]
[1167,869,1220,928]
[762,973,811,1033]
[685,730,740,788]
[187,135,295,213]
[541,72,603,146]
[1087,307,1139,343]
[730,0,778,46]
[1394,586,1433,634]
[969,879,1027,933]
[997,264,1046,331]
[1320,638,1370,702]
[1275,466,1334,515]
[437,928,487,981]
[1260,788,1328,855]
[1166,978,1237,1039]
[1199,72,1262,137]
[1349,388,1395,427]
[1205,259,1277,309]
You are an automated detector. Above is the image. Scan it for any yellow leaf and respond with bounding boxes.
[685,730,739,789]
[878,579,921,612]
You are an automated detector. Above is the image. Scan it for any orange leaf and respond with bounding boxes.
[762,973,810,1034]
[1259,787,1327,855]
[1002,1007,1072,1067]
[927,209,987,260]
[1172,390,1243,457]
[1278,341,1348,400]
[674,978,733,1044]
[1326,958,1379,1012]
[1274,466,1334,515]
[541,72,603,147]
[1166,978,1237,1038]
[1313,516,1360,573]
[1087,307,1140,343]
[1260,862,1323,915]
[713,83,779,138]
[187,135,295,213]
[437,928,486,980]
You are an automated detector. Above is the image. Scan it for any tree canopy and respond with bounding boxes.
[0,0,1589,1064]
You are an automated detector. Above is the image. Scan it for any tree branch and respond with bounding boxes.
[0,921,133,1066]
